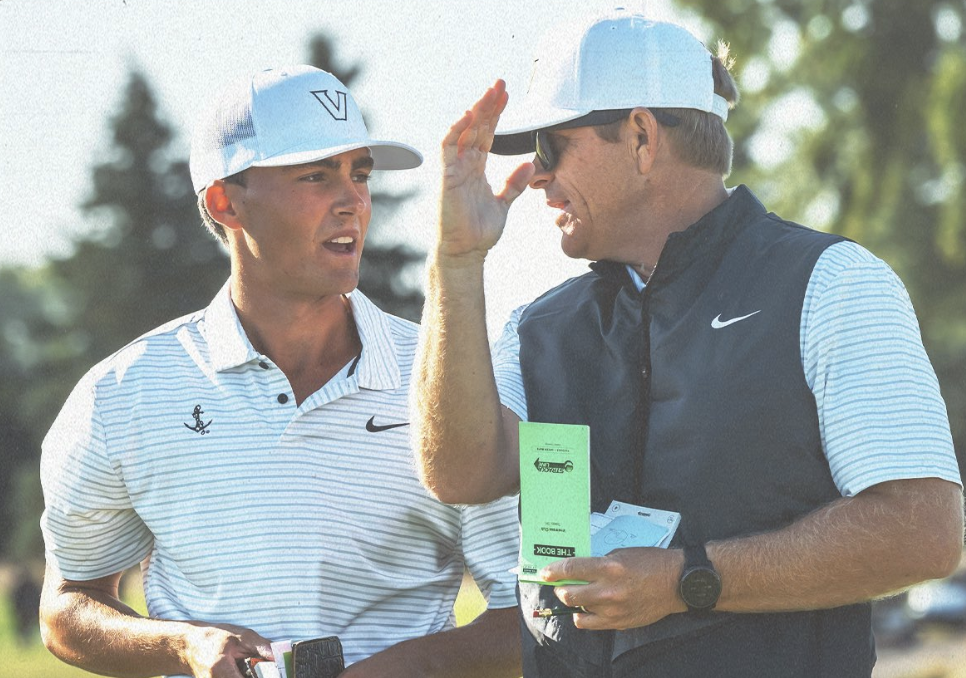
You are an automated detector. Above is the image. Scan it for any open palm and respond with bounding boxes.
[438,80,535,259]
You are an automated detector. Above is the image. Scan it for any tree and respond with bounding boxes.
[1,34,426,558]
[688,0,966,473]
[0,267,48,558]
[307,34,425,321]
[0,73,231,559]
[54,72,230,361]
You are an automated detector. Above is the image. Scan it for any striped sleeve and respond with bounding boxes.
[491,305,529,421]
[459,494,521,610]
[40,371,154,580]
[801,242,961,496]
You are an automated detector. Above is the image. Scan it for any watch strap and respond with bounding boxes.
[679,540,720,614]
[683,541,712,569]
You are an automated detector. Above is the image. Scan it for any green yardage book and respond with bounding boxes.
[518,421,591,585]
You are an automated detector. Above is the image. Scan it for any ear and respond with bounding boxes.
[204,181,242,232]
[627,107,661,175]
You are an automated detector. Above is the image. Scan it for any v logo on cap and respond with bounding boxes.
[189,66,422,193]
[312,89,348,121]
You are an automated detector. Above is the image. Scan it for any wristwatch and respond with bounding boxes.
[678,542,721,614]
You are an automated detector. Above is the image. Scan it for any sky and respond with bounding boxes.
[0,0,698,337]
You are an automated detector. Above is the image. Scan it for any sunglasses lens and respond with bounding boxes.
[535,132,554,171]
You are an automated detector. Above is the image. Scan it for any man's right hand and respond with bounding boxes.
[40,565,274,678]
[182,621,274,678]
[412,81,528,506]
[437,79,535,262]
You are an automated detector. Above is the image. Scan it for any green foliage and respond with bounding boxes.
[0,34,426,560]
[2,3,963,561]
[0,72,230,559]
[691,0,966,472]
[0,268,46,554]
[1,577,98,678]
[50,72,230,364]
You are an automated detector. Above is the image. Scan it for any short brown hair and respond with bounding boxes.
[594,42,740,177]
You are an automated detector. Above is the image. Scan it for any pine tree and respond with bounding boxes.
[1,38,427,557]
[0,268,47,557]
[50,72,230,364]
[0,73,231,558]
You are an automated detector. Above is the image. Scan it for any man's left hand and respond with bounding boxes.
[543,547,688,630]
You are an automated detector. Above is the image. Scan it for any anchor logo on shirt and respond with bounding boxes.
[184,404,212,435]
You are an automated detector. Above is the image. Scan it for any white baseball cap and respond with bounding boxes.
[189,65,423,192]
[492,11,731,155]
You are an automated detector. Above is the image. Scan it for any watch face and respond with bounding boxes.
[681,566,722,610]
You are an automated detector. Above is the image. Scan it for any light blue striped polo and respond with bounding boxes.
[492,241,961,496]
[41,283,520,668]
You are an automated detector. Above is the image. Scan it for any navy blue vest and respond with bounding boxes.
[516,187,874,677]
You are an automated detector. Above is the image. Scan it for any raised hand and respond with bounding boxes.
[437,79,535,261]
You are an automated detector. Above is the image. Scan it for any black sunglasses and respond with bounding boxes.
[533,108,680,171]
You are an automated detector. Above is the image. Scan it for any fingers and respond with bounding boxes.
[213,655,247,678]
[480,87,509,154]
[222,631,273,678]
[238,629,275,663]
[186,622,275,678]
[254,638,274,662]
[497,161,536,206]
[442,110,474,167]
[441,79,508,165]
[539,556,600,583]
[553,585,587,609]
[539,549,684,631]
[541,557,599,616]
[466,79,507,150]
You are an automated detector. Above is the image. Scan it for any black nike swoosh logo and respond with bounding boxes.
[365,416,409,433]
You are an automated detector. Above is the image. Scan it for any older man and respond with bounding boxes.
[413,11,963,677]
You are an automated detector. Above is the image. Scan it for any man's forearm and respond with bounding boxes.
[41,579,194,677]
[712,477,964,612]
[41,567,271,678]
[549,478,964,631]
[413,252,518,504]
[342,607,522,678]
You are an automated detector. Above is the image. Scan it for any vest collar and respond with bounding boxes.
[590,185,767,288]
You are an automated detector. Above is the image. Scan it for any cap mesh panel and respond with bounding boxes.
[203,94,256,151]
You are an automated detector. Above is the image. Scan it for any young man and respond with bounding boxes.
[40,65,521,678]
[412,12,963,676]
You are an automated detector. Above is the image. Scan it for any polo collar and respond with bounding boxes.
[204,281,259,372]
[202,282,401,391]
[344,289,402,391]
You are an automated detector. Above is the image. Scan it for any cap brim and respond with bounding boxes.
[369,141,424,170]
[490,131,537,156]
[492,107,591,156]
[252,139,423,170]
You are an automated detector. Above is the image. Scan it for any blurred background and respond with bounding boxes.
[2,1,965,676]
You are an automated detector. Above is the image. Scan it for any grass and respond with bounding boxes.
[18,580,966,678]
[2,571,488,677]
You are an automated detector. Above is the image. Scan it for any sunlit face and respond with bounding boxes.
[528,126,643,263]
[226,148,373,299]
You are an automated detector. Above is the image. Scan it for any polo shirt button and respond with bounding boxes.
[277,393,289,404]
[259,361,269,369]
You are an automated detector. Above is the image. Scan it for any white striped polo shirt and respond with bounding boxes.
[493,241,961,496]
[41,283,520,668]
